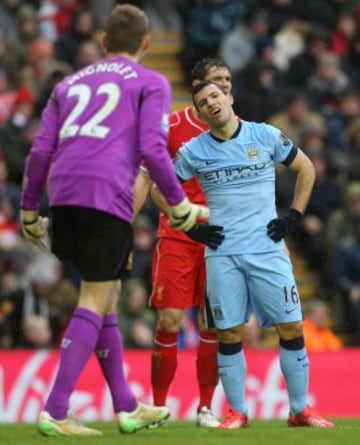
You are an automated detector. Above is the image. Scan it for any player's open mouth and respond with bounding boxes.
[211,108,221,115]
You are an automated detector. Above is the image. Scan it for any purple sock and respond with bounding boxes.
[95,313,137,413]
[45,307,103,420]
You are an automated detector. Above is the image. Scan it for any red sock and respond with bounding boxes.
[151,330,178,406]
[196,332,218,412]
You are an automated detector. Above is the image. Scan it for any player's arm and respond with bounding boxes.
[151,179,224,250]
[138,75,208,231]
[150,182,171,215]
[267,147,315,243]
[132,167,153,222]
[20,91,60,251]
[286,148,316,214]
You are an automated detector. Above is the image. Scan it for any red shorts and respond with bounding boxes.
[150,238,206,309]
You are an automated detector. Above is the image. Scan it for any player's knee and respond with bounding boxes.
[157,309,183,332]
[217,325,244,343]
[276,320,303,340]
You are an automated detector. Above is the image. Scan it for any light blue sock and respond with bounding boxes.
[218,343,247,414]
[279,345,309,415]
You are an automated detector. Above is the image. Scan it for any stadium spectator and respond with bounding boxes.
[233,60,284,122]
[0,68,18,125]
[21,313,54,348]
[173,80,334,429]
[118,278,156,348]
[54,8,97,67]
[281,139,343,275]
[306,51,350,113]
[6,4,40,66]
[303,299,343,351]
[345,31,360,87]
[23,37,72,95]
[325,181,360,261]
[73,38,103,69]
[34,69,67,118]
[325,87,360,151]
[330,10,357,57]
[179,0,247,84]
[0,0,22,37]
[4,255,62,347]
[331,208,360,344]
[286,25,330,90]
[0,155,22,217]
[37,0,83,43]
[131,214,157,294]
[19,3,204,436]
[268,90,326,147]
[86,0,116,29]
[271,19,306,72]
[339,117,360,180]
[260,0,298,34]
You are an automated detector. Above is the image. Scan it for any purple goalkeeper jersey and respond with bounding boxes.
[21,55,185,222]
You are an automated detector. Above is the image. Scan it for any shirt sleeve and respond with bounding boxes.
[138,72,185,206]
[20,90,60,209]
[173,144,197,181]
[266,124,296,163]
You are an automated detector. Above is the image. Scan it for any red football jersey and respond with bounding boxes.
[158,106,208,241]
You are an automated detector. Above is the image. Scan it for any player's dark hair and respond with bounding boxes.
[191,81,225,110]
[104,4,149,54]
[190,58,231,82]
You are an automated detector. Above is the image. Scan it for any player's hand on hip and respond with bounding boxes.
[20,209,50,252]
[267,208,302,242]
[185,223,225,250]
[168,197,209,231]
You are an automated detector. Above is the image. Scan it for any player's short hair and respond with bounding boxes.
[190,58,231,82]
[191,81,225,109]
[104,4,150,54]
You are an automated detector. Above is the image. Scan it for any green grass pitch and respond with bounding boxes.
[1,420,359,445]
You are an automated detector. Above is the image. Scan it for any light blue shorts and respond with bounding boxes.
[205,251,303,330]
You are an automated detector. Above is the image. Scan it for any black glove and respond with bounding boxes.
[267,208,302,242]
[185,223,225,250]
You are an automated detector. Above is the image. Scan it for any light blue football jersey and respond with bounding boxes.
[174,120,296,256]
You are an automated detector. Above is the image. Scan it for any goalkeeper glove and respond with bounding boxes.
[267,208,302,242]
[185,223,225,250]
[168,197,209,232]
[20,209,50,252]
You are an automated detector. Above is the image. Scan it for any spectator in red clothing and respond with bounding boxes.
[38,0,83,42]
[54,8,97,67]
[330,10,357,57]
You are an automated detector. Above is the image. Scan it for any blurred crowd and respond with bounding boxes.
[1,0,360,350]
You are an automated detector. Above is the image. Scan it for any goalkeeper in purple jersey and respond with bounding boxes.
[19,4,208,437]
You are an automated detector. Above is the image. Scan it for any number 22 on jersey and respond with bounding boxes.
[59,82,121,140]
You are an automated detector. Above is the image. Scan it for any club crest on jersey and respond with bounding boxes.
[280,133,291,146]
[213,306,224,321]
[246,147,261,161]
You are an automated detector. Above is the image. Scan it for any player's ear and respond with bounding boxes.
[102,34,107,52]
[227,93,234,106]
[142,34,151,52]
